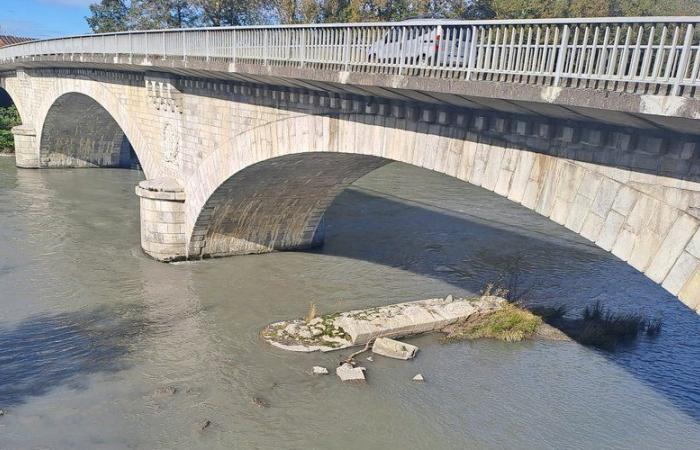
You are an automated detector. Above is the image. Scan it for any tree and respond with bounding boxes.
[86,0,131,33]
[133,0,200,28]
[86,0,700,31]
[196,0,264,26]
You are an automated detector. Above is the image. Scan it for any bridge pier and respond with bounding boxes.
[135,178,187,262]
[11,125,39,168]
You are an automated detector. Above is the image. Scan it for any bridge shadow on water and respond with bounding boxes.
[0,304,152,408]
[314,176,700,422]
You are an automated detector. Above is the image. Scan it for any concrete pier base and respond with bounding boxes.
[11,125,38,168]
[135,178,187,262]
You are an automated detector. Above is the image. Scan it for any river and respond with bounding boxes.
[1,157,699,449]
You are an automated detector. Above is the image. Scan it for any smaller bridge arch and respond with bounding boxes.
[31,78,160,178]
[39,92,136,169]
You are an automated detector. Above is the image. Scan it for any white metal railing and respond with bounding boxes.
[2,17,700,95]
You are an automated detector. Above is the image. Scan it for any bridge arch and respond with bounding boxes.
[0,81,28,124]
[33,80,158,178]
[38,92,137,169]
[184,110,700,310]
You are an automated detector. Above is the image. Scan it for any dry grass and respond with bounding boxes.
[304,302,318,324]
[442,303,543,343]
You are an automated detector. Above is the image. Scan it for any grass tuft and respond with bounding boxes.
[442,303,542,343]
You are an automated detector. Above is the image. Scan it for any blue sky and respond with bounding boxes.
[1,0,92,39]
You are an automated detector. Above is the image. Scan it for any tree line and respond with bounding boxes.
[86,0,700,33]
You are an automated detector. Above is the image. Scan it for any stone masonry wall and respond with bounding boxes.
[1,68,699,310]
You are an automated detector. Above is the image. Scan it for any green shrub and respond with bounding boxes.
[0,105,21,153]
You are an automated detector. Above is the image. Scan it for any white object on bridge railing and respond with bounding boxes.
[2,17,700,94]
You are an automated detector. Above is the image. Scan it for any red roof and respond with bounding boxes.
[0,35,34,48]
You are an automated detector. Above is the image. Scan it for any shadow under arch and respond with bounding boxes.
[317,163,700,422]
[188,152,390,258]
[0,86,15,108]
[38,92,140,170]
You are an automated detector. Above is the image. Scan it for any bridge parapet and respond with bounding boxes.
[2,17,700,98]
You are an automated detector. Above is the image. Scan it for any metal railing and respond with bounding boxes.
[2,17,700,95]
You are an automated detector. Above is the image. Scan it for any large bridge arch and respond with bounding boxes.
[183,110,700,311]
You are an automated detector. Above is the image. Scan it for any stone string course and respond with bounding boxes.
[2,68,700,311]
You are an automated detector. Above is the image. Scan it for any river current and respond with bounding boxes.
[1,157,700,449]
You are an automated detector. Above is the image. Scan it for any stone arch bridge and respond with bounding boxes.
[2,18,700,311]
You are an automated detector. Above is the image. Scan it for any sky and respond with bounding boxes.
[0,0,93,39]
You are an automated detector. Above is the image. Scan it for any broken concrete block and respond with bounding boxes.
[372,337,419,360]
[336,363,366,382]
[312,366,328,375]
[412,374,425,382]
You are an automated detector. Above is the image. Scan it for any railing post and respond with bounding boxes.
[263,29,268,66]
[343,27,351,71]
[232,29,237,64]
[183,30,187,61]
[673,23,694,96]
[129,32,133,62]
[466,26,478,80]
[554,24,570,86]
[399,27,408,75]
[301,28,307,68]
[206,30,210,61]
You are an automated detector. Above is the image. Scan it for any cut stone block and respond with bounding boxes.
[372,337,419,360]
[336,363,366,382]
[312,366,329,375]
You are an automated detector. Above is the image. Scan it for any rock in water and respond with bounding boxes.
[0,409,5,416]
[372,337,419,360]
[153,385,177,398]
[198,419,211,431]
[312,366,329,375]
[366,356,373,362]
[336,363,366,382]
[251,397,269,408]
[412,374,425,382]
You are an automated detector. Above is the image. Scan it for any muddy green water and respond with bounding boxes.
[1,157,700,449]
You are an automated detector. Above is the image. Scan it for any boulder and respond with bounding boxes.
[372,337,418,360]
[251,397,269,408]
[312,366,329,375]
[336,363,366,382]
[153,385,177,398]
[412,374,425,382]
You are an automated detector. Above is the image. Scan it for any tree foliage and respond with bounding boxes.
[0,106,21,153]
[85,0,700,31]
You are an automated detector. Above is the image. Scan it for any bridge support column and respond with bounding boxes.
[135,178,187,262]
[11,125,39,168]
